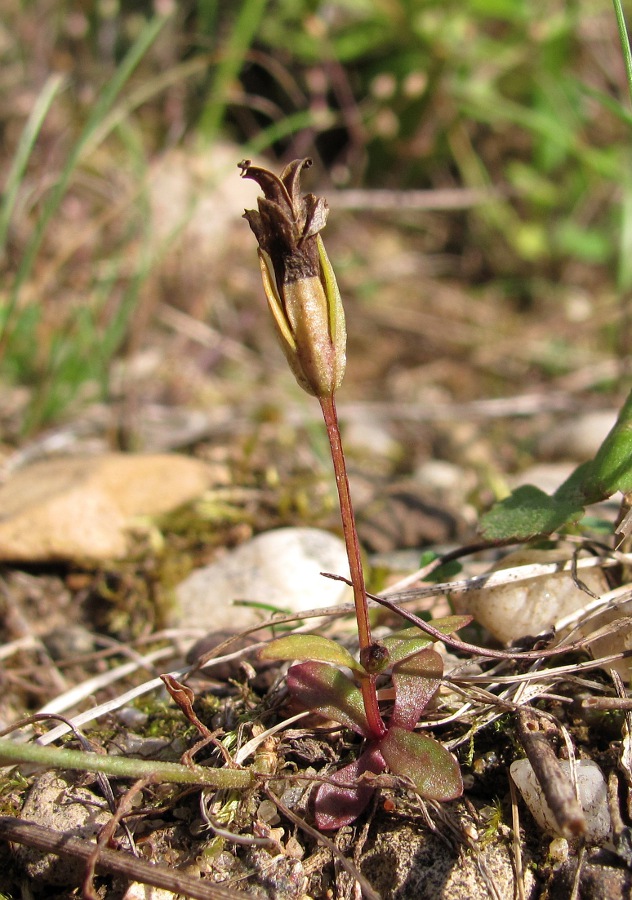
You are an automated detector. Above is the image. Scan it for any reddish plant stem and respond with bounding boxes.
[319,395,386,739]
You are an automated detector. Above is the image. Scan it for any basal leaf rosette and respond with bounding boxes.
[261,617,467,828]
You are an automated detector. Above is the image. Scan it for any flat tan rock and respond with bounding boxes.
[0,454,213,562]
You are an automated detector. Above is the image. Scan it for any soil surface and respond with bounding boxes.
[0,160,631,900]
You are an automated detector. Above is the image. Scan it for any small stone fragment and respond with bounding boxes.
[122,885,180,900]
[537,410,618,461]
[458,549,608,645]
[510,758,610,842]
[15,771,110,886]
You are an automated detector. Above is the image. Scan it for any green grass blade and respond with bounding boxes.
[613,0,632,106]
[5,11,172,325]
[245,109,329,155]
[198,0,267,140]
[0,73,65,260]
[620,187,632,293]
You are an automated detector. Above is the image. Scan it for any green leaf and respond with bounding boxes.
[260,634,362,671]
[418,551,464,583]
[479,484,585,541]
[429,615,473,635]
[583,390,632,497]
[554,221,612,264]
[286,662,370,736]
[480,391,632,541]
[379,726,463,801]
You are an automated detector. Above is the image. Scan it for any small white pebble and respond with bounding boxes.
[511,759,610,842]
[116,707,148,729]
[257,799,280,825]
[459,549,608,645]
[548,837,569,863]
[122,884,179,899]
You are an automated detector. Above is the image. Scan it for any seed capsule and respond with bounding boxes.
[239,158,346,398]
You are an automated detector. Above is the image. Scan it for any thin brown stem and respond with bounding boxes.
[319,395,371,647]
[319,394,385,739]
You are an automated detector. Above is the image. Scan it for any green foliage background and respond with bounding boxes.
[0,0,630,433]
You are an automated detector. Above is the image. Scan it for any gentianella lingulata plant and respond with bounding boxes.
[239,158,466,829]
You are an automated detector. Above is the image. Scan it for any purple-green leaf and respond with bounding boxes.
[260,634,362,671]
[379,726,463,801]
[313,746,385,830]
[428,615,473,634]
[382,629,432,665]
[286,661,369,736]
[390,647,443,730]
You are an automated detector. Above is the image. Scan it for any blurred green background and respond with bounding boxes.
[0,0,630,437]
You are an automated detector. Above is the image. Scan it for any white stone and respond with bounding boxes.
[122,885,180,900]
[175,527,351,631]
[580,599,632,679]
[538,410,617,461]
[510,758,610,842]
[457,549,608,645]
[342,416,400,460]
[415,459,471,494]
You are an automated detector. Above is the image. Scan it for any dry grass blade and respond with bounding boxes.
[266,787,381,900]
[376,553,628,606]
[36,646,173,718]
[509,778,526,900]
[332,186,497,211]
[34,639,267,745]
[0,816,252,900]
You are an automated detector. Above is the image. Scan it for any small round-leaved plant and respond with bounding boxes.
[239,158,467,829]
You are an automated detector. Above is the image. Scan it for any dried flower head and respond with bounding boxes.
[238,158,346,397]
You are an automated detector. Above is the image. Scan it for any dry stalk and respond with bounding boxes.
[516,708,585,839]
[0,816,250,900]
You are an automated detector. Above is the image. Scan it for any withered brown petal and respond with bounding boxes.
[256,198,297,255]
[279,158,313,219]
[302,195,329,241]
[238,159,291,210]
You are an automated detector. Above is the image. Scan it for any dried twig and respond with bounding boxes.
[332,186,497,211]
[516,708,585,839]
[580,695,632,710]
[161,674,239,768]
[611,668,632,820]
[84,777,151,899]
